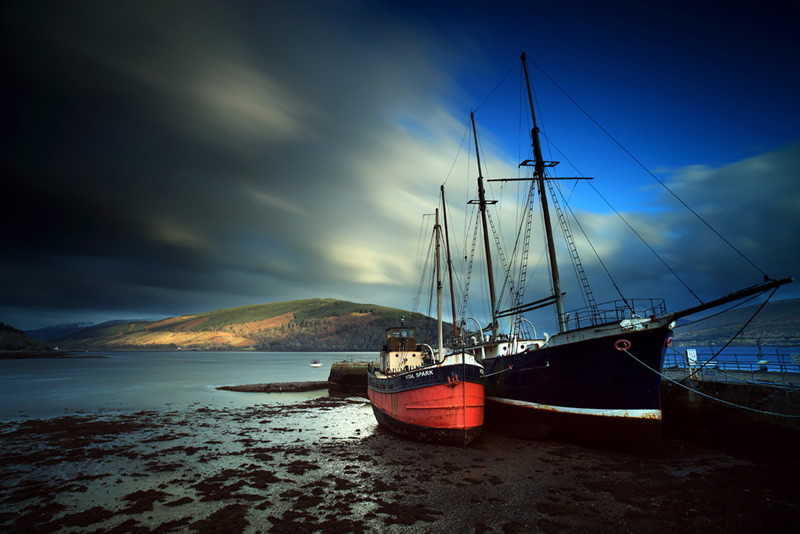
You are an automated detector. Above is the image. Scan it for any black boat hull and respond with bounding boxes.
[482,323,671,448]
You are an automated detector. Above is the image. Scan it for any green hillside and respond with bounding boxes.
[55,299,449,352]
[39,297,800,351]
[0,322,51,351]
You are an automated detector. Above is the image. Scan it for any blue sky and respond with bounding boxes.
[2,0,798,332]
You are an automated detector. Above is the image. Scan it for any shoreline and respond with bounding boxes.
[0,351,108,360]
[1,395,798,532]
[217,381,339,393]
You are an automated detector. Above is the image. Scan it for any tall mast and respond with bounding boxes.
[470,112,499,337]
[435,208,444,361]
[441,185,458,339]
[521,52,567,332]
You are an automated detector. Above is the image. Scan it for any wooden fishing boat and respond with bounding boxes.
[367,323,484,446]
[367,209,484,446]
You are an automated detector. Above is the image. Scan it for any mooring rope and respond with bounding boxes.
[483,366,511,378]
[665,344,793,390]
[682,288,779,383]
[623,347,800,419]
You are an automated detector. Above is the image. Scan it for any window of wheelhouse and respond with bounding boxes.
[388,328,415,339]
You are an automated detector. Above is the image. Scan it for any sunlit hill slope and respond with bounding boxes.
[50,299,445,352]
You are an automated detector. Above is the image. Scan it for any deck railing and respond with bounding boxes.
[567,298,667,330]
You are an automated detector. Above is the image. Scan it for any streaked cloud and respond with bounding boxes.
[146,220,216,251]
[1,0,797,330]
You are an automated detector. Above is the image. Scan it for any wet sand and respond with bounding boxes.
[1,393,798,533]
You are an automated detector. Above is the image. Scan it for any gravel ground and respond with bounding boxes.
[1,393,798,533]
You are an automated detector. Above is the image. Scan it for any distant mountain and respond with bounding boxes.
[0,322,51,351]
[673,298,800,346]
[30,296,799,351]
[52,299,448,352]
[25,321,101,342]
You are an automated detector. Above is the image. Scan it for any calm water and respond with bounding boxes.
[0,351,374,420]
[3,347,796,421]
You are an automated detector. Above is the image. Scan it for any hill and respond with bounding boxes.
[22,297,799,352]
[51,299,449,352]
[673,298,800,346]
[0,322,51,351]
[26,321,121,342]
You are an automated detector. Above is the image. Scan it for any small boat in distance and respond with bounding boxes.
[309,360,322,368]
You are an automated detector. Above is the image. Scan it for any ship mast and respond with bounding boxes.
[521,52,568,332]
[441,185,458,339]
[435,208,444,361]
[470,112,499,338]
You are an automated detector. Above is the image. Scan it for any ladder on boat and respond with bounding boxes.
[546,179,599,323]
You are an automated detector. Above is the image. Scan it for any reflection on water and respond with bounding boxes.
[0,351,373,420]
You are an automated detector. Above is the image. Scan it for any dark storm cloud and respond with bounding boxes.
[2,0,798,330]
[1,1,466,327]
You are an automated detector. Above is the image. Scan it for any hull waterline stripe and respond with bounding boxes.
[486,396,661,420]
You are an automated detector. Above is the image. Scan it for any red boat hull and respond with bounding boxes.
[368,359,484,447]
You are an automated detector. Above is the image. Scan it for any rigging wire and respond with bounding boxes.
[531,69,602,314]
[524,53,701,304]
[550,179,631,309]
[414,213,433,276]
[682,288,780,382]
[675,292,762,329]
[471,120,520,315]
[526,57,769,279]
[412,219,436,316]
[459,213,482,330]
[442,122,472,187]
[473,58,519,114]
[425,225,438,331]
[624,345,800,419]
[666,342,794,390]
[541,133,703,304]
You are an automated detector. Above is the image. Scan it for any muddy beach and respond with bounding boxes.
[1,393,798,533]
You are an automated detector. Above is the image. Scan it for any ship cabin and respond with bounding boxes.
[379,326,424,374]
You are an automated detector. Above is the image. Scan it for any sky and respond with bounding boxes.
[2,0,799,333]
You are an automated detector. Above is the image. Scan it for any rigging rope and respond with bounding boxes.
[473,58,519,114]
[412,222,436,316]
[666,344,795,390]
[541,132,703,304]
[550,178,632,311]
[425,225,439,325]
[486,209,518,318]
[459,214,481,333]
[675,292,762,329]
[682,288,779,382]
[519,56,702,305]
[527,57,769,279]
[442,122,471,187]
